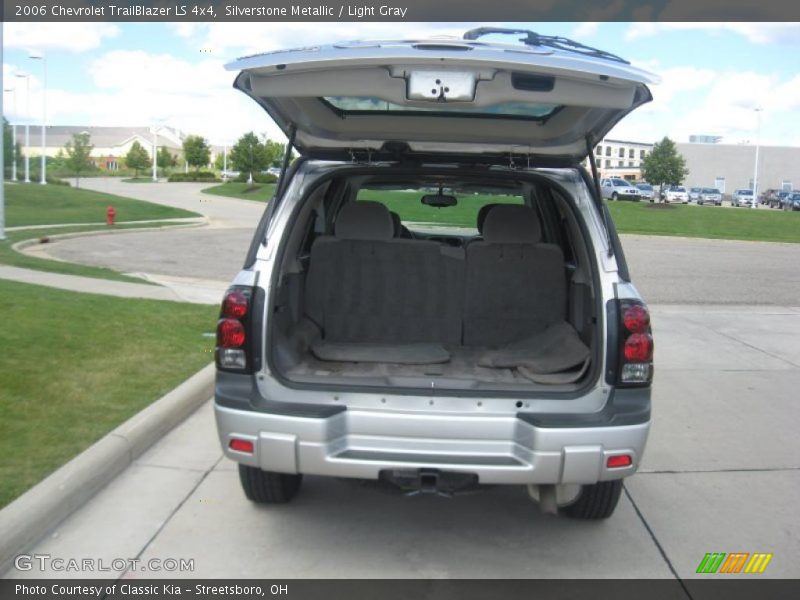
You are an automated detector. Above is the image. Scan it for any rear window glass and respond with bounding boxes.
[356,186,524,232]
[323,96,560,120]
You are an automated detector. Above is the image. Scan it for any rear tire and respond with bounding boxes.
[238,464,303,504]
[561,480,623,519]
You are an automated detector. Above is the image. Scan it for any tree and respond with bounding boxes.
[64,132,94,188]
[264,140,285,167]
[125,141,150,178]
[182,135,210,172]
[641,137,689,202]
[3,118,16,173]
[157,146,177,170]
[229,132,270,182]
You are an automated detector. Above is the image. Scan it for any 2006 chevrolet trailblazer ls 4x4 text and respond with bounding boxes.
[213,28,657,519]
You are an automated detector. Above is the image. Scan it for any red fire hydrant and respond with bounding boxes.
[106,205,116,226]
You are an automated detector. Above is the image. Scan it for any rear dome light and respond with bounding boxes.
[218,318,245,348]
[624,333,653,362]
[223,290,249,319]
[623,304,650,333]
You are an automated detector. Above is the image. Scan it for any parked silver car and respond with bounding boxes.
[688,187,702,203]
[601,178,641,201]
[698,188,723,205]
[214,29,656,519]
[635,183,655,201]
[732,189,755,207]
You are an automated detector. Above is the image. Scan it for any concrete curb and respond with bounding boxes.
[11,217,209,256]
[0,362,215,571]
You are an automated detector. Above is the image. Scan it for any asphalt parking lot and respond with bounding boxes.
[4,180,799,582]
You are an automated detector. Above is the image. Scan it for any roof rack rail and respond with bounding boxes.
[462,27,629,65]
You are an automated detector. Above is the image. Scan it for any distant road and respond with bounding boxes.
[43,179,800,305]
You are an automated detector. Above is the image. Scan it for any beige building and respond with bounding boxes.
[582,138,653,181]
[15,126,186,170]
[676,142,797,194]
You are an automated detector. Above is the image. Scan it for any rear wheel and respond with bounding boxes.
[561,480,623,519]
[239,464,303,504]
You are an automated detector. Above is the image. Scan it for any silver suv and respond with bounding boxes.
[214,29,656,519]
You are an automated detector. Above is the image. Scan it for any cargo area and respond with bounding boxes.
[267,169,602,394]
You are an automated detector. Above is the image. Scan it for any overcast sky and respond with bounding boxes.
[4,21,800,147]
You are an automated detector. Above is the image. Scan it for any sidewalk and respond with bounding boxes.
[0,265,184,302]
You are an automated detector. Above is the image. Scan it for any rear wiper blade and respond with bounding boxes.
[463,27,629,65]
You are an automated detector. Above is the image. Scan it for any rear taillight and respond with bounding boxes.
[618,300,653,386]
[216,286,254,371]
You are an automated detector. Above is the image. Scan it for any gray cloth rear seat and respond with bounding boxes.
[306,201,464,345]
[464,205,566,346]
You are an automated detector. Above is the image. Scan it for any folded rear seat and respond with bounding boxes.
[464,204,567,346]
[305,201,464,363]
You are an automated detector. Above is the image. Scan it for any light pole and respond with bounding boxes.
[752,107,762,209]
[152,127,159,181]
[15,72,31,183]
[3,87,17,182]
[30,52,47,185]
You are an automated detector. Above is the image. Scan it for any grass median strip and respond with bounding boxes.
[608,202,800,243]
[5,183,199,227]
[201,182,276,202]
[0,279,218,509]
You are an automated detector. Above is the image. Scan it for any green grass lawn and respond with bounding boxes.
[201,181,800,243]
[359,189,522,228]
[5,182,199,227]
[0,279,218,508]
[608,202,800,243]
[0,223,188,284]
[201,182,277,202]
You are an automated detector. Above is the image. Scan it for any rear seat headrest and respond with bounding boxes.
[476,203,501,235]
[482,205,542,243]
[335,201,394,241]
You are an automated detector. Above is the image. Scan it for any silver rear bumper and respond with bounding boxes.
[215,404,650,485]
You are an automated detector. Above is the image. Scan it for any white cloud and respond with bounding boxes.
[571,23,600,39]
[625,22,800,44]
[39,49,277,145]
[610,68,800,146]
[4,23,120,53]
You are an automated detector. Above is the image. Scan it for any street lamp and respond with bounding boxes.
[150,119,168,181]
[752,107,762,209]
[30,52,47,185]
[15,72,30,183]
[3,87,17,182]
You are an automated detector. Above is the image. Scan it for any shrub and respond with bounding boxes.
[168,171,221,183]
[235,172,277,184]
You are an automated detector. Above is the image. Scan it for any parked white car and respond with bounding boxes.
[664,186,689,203]
[732,189,755,207]
[601,178,641,201]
